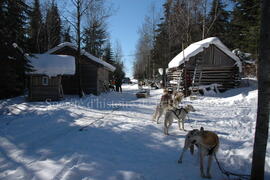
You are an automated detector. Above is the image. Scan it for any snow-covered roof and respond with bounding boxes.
[28,54,75,77]
[45,42,116,72]
[168,37,242,72]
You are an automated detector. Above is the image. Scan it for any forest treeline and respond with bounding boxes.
[0,0,125,99]
[133,0,260,80]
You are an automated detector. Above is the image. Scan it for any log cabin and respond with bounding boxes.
[167,37,242,95]
[27,54,75,101]
[45,42,116,95]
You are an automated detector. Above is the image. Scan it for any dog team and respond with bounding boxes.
[152,89,194,134]
[152,89,219,179]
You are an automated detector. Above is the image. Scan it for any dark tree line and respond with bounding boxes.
[134,0,260,80]
[103,42,125,81]
[0,0,125,99]
[28,0,62,53]
[0,0,31,99]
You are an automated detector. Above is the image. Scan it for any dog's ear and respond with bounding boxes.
[200,127,204,131]
[189,144,194,155]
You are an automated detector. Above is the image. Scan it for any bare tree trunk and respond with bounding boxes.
[251,0,270,179]
[76,0,83,97]
[202,0,207,39]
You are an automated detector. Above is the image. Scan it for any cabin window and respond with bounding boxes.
[42,76,49,86]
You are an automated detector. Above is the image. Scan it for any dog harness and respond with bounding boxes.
[170,108,188,119]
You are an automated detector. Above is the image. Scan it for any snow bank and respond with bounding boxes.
[168,37,242,71]
[28,54,75,77]
[1,84,269,180]
[45,42,116,72]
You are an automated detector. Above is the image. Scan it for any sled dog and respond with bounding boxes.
[152,89,173,123]
[178,127,219,179]
[172,91,184,107]
[164,105,195,134]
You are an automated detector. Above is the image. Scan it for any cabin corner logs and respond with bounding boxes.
[167,44,241,95]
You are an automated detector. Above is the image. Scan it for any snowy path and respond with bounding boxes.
[0,84,269,180]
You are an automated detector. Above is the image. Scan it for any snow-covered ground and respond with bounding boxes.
[0,84,269,180]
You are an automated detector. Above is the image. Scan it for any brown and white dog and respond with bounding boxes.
[164,104,195,134]
[152,89,173,124]
[178,127,219,179]
[172,91,184,107]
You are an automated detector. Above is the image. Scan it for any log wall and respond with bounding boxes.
[50,46,100,95]
[167,44,240,93]
[28,75,62,101]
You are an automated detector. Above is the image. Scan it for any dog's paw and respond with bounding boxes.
[205,174,212,179]
[177,160,182,164]
[201,174,211,179]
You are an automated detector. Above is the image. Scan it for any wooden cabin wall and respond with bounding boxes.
[187,45,235,67]
[212,45,235,66]
[50,46,99,95]
[167,44,240,93]
[185,66,240,90]
[61,75,77,94]
[97,68,109,93]
[29,75,62,101]
[80,62,98,95]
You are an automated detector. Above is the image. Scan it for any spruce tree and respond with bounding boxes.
[45,1,62,50]
[113,42,125,81]
[63,26,72,42]
[0,0,32,99]
[28,0,42,53]
[230,0,260,58]
[102,42,115,80]
[83,20,107,57]
[207,0,230,45]
[103,42,114,65]
[5,0,28,46]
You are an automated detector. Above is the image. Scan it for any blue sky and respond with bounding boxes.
[107,0,165,78]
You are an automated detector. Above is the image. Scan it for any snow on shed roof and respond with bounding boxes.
[45,42,116,72]
[168,37,242,71]
[28,54,75,77]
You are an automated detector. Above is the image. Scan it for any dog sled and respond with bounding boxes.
[136,89,150,98]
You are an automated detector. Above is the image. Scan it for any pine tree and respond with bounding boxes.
[207,0,230,45]
[102,42,115,80]
[151,0,172,81]
[83,19,107,57]
[28,0,42,53]
[113,61,125,81]
[113,42,125,80]
[4,0,28,46]
[63,26,72,42]
[230,0,260,58]
[0,0,32,99]
[45,1,62,50]
[103,42,114,65]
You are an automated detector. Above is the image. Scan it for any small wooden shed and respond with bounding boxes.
[28,54,75,101]
[45,42,115,95]
[167,37,242,94]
